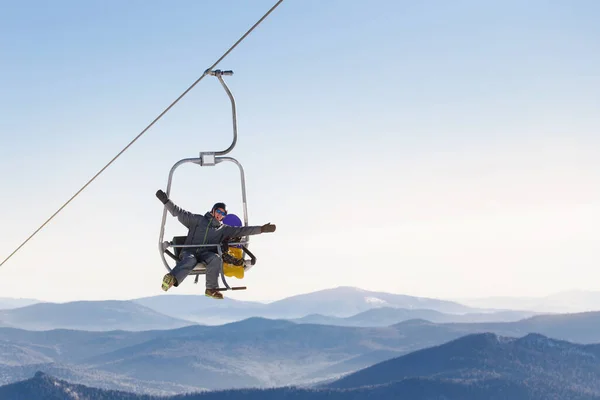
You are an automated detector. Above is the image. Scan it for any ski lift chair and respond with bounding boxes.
[158,69,258,292]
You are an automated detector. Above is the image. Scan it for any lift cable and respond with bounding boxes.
[0,0,285,268]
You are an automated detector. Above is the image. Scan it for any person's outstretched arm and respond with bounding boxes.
[156,189,196,228]
[220,223,276,239]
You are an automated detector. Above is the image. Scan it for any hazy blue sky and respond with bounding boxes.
[1,0,599,303]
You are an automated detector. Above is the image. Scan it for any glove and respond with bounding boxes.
[261,223,276,233]
[222,253,244,266]
[156,189,169,205]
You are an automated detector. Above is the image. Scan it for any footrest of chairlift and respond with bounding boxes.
[215,286,247,291]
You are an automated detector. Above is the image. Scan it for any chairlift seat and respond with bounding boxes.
[165,235,254,277]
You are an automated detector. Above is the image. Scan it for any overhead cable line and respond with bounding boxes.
[0,0,285,268]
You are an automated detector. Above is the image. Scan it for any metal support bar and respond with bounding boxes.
[158,158,201,273]
[217,245,230,290]
[216,157,249,227]
[201,69,238,156]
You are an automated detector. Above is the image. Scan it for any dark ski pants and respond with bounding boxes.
[171,251,221,289]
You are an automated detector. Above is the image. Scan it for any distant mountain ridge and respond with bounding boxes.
[3,311,600,394]
[0,300,195,331]
[431,310,600,344]
[132,286,481,325]
[0,291,543,332]
[0,316,477,394]
[5,286,600,327]
[3,337,600,400]
[454,289,600,313]
[326,331,600,398]
[0,371,532,400]
[291,306,538,327]
[0,364,201,395]
[258,286,477,316]
[3,286,591,332]
[0,298,40,310]
[0,287,491,332]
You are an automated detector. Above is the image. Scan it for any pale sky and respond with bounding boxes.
[1,0,599,303]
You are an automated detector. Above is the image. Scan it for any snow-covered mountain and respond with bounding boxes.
[135,286,478,324]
